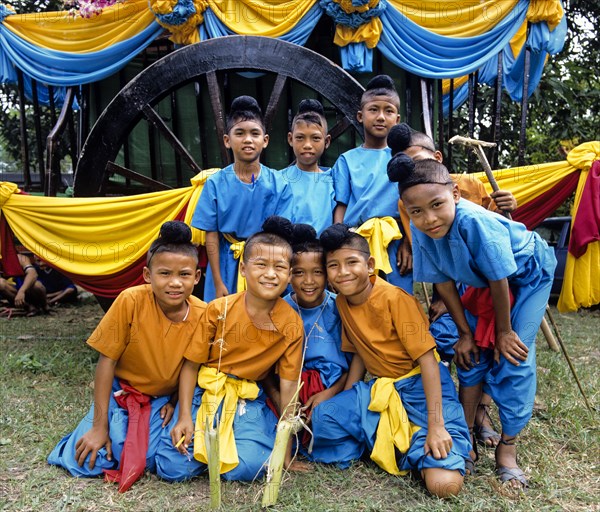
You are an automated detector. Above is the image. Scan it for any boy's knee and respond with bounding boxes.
[423,468,463,498]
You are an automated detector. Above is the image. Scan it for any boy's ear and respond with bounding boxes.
[367,256,376,274]
[324,134,331,150]
[240,261,246,278]
[223,134,231,149]
[287,131,293,147]
[356,110,363,123]
[194,268,201,285]
[263,134,269,148]
[434,150,444,163]
[452,183,461,203]
[143,266,151,283]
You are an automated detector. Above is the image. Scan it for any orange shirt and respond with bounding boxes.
[337,276,435,378]
[185,292,303,381]
[87,284,207,396]
[398,173,493,244]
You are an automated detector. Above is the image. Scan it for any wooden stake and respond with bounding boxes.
[205,416,221,510]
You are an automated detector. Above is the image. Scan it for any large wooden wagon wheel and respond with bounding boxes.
[73,35,365,197]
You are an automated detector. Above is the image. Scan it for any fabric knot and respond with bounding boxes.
[149,0,208,44]
[355,216,402,275]
[0,182,19,209]
[0,4,15,22]
[567,141,600,172]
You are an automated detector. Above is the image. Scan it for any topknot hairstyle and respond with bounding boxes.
[291,98,327,131]
[388,124,436,156]
[147,221,197,265]
[387,156,453,195]
[387,123,414,155]
[320,223,370,256]
[290,223,323,265]
[361,74,400,109]
[243,216,293,263]
[226,95,265,133]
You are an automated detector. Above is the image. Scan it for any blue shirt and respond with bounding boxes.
[278,165,335,235]
[413,199,545,287]
[191,164,293,238]
[332,146,400,226]
[283,290,350,388]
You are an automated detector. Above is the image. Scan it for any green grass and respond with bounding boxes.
[0,301,598,511]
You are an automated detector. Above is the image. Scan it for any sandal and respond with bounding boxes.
[474,404,501,447]
[495,438,528,489]
[465,428,479,476]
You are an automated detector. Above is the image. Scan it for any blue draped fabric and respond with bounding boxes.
[319,0,386,29]
[199,3,323,46]
[442,14,568,114]
[378,0,530,78]
[0,20,163,86]
[340,42,373,73]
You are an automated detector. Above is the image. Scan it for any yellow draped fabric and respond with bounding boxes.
[0,179,199,275]
[355,217,402,275]
[333,17,382,49]
[368,362,424,475]
[206,0,317,37]
[557,142,600,313]
[526,0,564,31]
[194,365,260,473]
[184,169,221,246]
[223,235,247,293]
[3,0,155,53]
[389,0,520,37]
[472,160,579,207]
[150,0,208,45]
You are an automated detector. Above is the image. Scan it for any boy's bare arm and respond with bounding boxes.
[344,354,366,390]
[418,349,452,459]
[489,278,528,365]
[74,354,117,469]
[205,231,228,297]
[171,359,201,453]
[333,203,347,224]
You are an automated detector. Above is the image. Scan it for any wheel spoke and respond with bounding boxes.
[264,74,288,133]
[106,161,173,191]
[142,105,202,175]
[206,71,231,166]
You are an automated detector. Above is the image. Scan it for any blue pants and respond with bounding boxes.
[47,379,169,477]
[155,386,278,482]
[456,246,556,436]
[310,363,470,474]
[203,233,240,302]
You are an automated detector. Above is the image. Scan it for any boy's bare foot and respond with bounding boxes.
[287,460,312,473]
[495,437,528,489]
[474,403,501,447]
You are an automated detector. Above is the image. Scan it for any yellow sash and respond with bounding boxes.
[368,352,441,475]
[194,366,259,473]
[355,217,402,275]
[223,234,246,293]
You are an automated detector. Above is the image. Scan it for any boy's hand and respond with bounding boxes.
[75,426,112,469]
[303,388,335,421]
[214,282,229,298]
[160,402,175,428]
[396,239,413,275]
[14,289,26,307]
[428,299,448,323]
[170,418,194,455]
[495,330,528,366]
[453,333,479,371]
[424,424,453,460]
[490,190,517,213]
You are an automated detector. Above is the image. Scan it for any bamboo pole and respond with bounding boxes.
[205,416,221,510]
[261,420,295,508]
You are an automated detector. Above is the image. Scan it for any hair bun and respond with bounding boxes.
[157,221,192,244]
[298,99,325,116]
[230,95,262,116]
[366,74,396,92]
[387,152,415,184]
[388,123,413,155]
[291,223,317,246]
[262,216,293,242]
[320,223,352,252]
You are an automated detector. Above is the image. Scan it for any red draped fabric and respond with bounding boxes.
[512,171,580,230]
[569,160,600,257]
